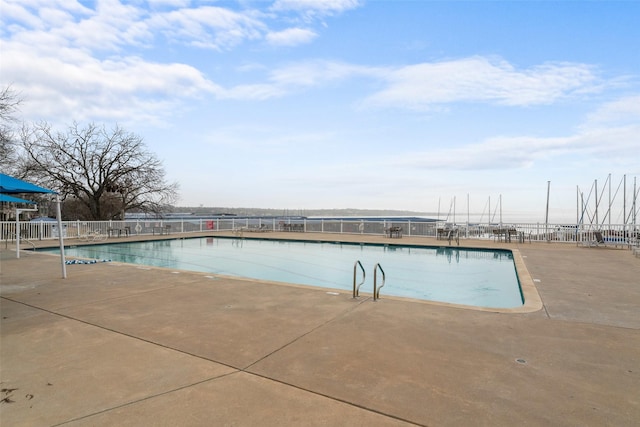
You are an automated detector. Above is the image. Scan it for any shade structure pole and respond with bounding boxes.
[56,195,67,278]
[15,212,19,259]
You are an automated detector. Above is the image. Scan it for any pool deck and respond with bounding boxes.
[1,232,638,426]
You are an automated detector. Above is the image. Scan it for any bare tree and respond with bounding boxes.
[0,85,23,174]
[20,121,179,220]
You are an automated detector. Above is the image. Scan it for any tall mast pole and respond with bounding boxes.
[576,185,579,245]
[608,173,611,231]
[634,177,637,229]
[595,179,598,227]
[576,185,579,224]
[453,196,456,225]
[623,174,627,243]
[545,181,550,242]
[467,193,470,226]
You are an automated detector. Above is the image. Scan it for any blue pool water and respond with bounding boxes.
[51,237,523,308]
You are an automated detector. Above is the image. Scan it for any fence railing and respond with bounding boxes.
[1,218,638,248]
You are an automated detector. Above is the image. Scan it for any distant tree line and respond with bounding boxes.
[176,206,431,218]
[0,85,178,220]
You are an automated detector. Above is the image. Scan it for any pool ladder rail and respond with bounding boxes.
[373,263,385,301]
[353,261,386,301]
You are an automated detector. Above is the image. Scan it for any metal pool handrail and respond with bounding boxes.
[373,263,385,301]
[353,260,366,298]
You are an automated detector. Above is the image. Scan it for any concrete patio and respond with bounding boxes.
[1,232,638,426]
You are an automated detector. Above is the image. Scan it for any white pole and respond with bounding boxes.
[453,196,456,225]
[545,181,550,242]
[595,179,598,227]
[467,193,470,238]
[576,185,579,225]
[467,193,470,225]
[56,195,67,279]
[634,176,637,228]
[15,211,19,259]
[576,185,579,246]
[623,174,627,245]
[608,173,611,231]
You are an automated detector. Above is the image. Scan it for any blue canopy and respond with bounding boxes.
[0,173,56,194]
[2,173,67,278]
[0,194,36,204]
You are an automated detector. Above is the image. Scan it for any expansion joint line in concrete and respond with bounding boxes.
[238,369,426,427]
[0,296,240,371]
[242,295,373,371]
[234,297,426,426]
[2,296,425,426]
[1,296,244,426]
[49,372,239,427]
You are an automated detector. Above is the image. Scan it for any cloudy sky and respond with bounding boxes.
[1,0,639,222]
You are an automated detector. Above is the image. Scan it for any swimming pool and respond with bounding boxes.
[51,237,524,309]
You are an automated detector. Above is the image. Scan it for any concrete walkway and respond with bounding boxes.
[1,233,638,426]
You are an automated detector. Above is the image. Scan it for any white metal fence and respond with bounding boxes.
[2,218,638,249]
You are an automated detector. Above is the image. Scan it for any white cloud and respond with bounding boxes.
[0,0,92,28]
[390,123,640,172]
[147,0,190,7]
[2,40,220,124]
[269,0,362,27]
[2,1,266,53]
[364,56,599,109]
[392,135,576,171]
[268,60,374,87]
[220,83,287,101]
[2,0,149,53]
[218,56,601,107]
[147,6,265,51]
[266,27,317,46]
[36,7,76,27]
[585,94,640,126]
[271,0,362,15]
[213,60,376,100]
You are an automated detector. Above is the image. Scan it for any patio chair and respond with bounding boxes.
[594,231,607,246]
